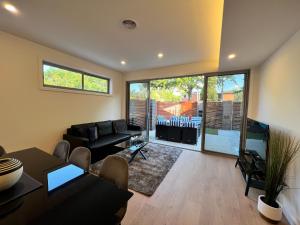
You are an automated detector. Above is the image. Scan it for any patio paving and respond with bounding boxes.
[149,129,240,155]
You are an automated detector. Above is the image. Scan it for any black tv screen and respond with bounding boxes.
[245,118,269,160]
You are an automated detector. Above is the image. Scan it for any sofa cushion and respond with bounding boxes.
[96,121,113,136]
[88,134,130,149]
[88,126,98,142]
[112,119,127,133]
[77,127,88,138]
[71,123,96,138]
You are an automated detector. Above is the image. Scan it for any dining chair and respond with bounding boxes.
[0,145,7,157]
[69,147,91,171]
[53,140,70,162]
[98,155,129,225]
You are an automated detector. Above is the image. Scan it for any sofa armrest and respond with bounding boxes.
[127,124,142,131]
[63,134,90,150]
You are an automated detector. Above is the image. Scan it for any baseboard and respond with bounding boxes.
[283,208,297,225]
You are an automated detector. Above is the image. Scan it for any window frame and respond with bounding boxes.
[42,61,110,94]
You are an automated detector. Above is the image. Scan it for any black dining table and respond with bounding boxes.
[0,148,133,225]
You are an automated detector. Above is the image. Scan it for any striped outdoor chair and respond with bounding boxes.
[157,115,166,125]
[191,117,202,127]
[170,116,180,127]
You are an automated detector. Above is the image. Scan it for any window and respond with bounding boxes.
[43,64,82,89]
[83,74,109,93]
[42,61,110,94]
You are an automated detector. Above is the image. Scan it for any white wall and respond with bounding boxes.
[0,32,124,154]
[248,29,300,225]
[125,60,218,81]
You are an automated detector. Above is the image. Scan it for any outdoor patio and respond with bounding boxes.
[149,129,240,155]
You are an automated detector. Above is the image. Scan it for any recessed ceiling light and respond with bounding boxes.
[3,3,19,14]
[157,53,164,59]
[228,54,236,59]
[122,19,137,30]
[121,60,126,65]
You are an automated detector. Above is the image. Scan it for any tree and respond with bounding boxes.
[43,65,108,92]
[129,83,148,100]
[233,90,243,102]
[44,66,82,89]
[151,76,204,100]
[217,76,240,100]
[150,89,181,102]
[207,77,218,101]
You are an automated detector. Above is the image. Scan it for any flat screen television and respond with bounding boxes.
[245,118,269,160]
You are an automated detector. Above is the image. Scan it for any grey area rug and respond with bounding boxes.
[91,143,182,196]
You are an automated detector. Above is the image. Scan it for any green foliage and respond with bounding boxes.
[217,75,243,101]
[206,77,218,101]
[129,83,148,100]
[233,90,243,102]
[217,75,239,93]
[84,75,108,92]
[151,89,181,102]
[265,130,300,207]
[43,65,108,93]
[129,75,242,102]
[43,65,82,89]
[205,76,243,101]
[151,76,204,100]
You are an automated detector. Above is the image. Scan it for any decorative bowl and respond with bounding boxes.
[0,158,23,191]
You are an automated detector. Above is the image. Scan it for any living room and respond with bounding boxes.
[0,1,300,225]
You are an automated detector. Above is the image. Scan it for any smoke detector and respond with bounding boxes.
[122,19,137,30]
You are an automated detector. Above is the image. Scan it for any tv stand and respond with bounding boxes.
[235,150,266,196]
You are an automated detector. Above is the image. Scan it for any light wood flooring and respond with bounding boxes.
[123,150,288,225]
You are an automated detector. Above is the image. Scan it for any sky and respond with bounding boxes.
[217,74,244,93]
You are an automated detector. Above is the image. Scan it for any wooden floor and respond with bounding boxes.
[123,150,288,225]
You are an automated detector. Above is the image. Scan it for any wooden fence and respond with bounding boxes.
[129,99,147,129]
[129,99,243,131]
[206,101,242,130]
[156,101,198,119]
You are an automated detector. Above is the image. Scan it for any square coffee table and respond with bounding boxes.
[127,142,148,163]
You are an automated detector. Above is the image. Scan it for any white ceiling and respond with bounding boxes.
[219,0,300,71]
[0,0,223,72]
[1,0,300,73]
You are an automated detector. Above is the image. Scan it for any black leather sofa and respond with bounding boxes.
[156,124,200,144]
[63,119,141,162]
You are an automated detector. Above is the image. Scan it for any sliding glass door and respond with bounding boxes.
[126,71,249,155]
[148,76,204,150]
[201,73,249,156]
[127,82,150,140]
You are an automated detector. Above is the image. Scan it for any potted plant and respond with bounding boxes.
[258,129,300,222]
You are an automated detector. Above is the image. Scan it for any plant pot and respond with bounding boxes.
[257,195,283,222]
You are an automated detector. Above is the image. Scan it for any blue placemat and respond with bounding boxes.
[0,172,42,206]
